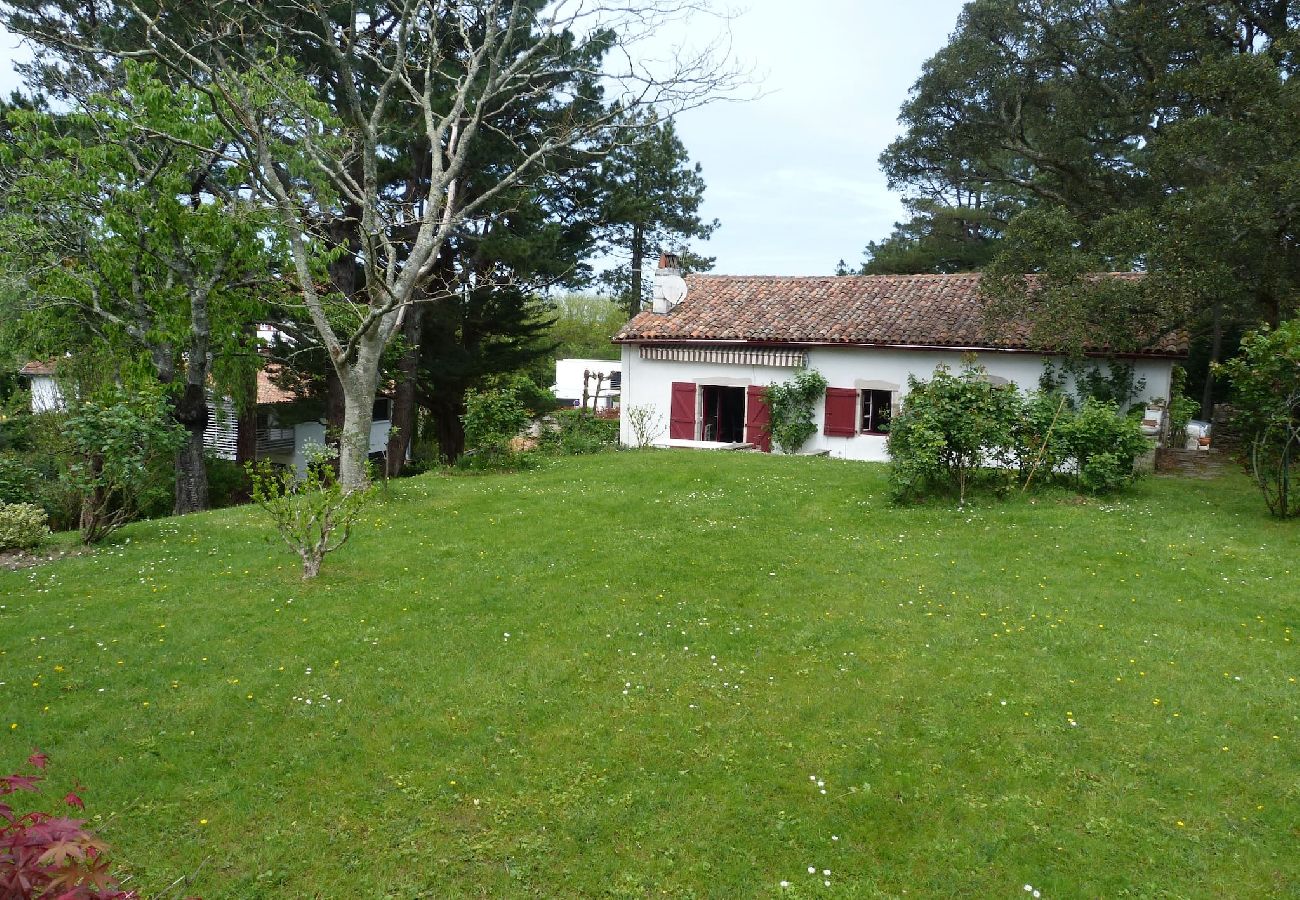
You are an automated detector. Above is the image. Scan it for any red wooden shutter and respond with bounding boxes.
[823,387,858,437]
[745,385,772,452]
[669,382,696,439]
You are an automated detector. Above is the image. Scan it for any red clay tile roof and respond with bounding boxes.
[614,273,1187,357]
[18,360,57,376]
[256,366,297,405]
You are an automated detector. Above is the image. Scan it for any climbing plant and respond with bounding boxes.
[764,369,828,454]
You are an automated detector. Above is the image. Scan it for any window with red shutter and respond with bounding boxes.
[745,385,772,452]
[823,387,858,437]
[669,382,697,440]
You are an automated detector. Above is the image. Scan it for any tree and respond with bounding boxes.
[596,108,717,316]
[10,0,742,491]
[0,66,270,514]
[1220,319,1300,518]
[545,294,625,360]
[841,195,1003,275]
[870,1,1300,413]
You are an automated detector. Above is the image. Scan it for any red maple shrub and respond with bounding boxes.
[1,750,136,899]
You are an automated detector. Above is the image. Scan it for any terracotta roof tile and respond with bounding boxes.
[18,360,57,376]
[614,273,1187,357]
[256,366,298,405]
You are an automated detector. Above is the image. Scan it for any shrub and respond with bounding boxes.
[1219,319,1300,517]
[247,444,372,579]
[1010,391,1072,486]
[462,387,530,469]
[765,369,828,454]
[60,386,183,544]
[1,749,137,899]
[887,365,1021,503]
[1058,398,1150,494]
[539,409,619,456]
[205,455,249,508]
[624,404,664,448]
[0,502,49,551]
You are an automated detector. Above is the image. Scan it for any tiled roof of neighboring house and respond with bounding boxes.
[18,360,57,376]
[256,367,298,405]
[614,273,1188,357]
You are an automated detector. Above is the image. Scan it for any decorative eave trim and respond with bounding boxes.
[620,337,1186,361]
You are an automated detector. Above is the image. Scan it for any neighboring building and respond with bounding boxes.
[204,368,394,475]
[17,361,64,413]
[614,266,1186,460]
[553,358,621,410]
[16,361,393,475]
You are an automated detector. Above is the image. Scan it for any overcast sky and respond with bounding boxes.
[0,1,969,276]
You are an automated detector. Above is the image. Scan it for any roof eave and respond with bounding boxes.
[615,336,1187,359]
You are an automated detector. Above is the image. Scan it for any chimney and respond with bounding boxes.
[652,251,687,313]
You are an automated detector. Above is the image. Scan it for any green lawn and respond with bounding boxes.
[1,452,1295,898]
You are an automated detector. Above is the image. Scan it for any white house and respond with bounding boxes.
[614,267,1186,460]
[552,357,621,410]
[17,361,393,476]
[17,361,64,412]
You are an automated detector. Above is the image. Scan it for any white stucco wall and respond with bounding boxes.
[27,375,65,413]
[553,358,621,408]
[279,420,392,476]
[619,344,1176,462]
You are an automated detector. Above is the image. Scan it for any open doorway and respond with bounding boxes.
[700,385,745,442]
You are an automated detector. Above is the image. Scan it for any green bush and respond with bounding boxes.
[888,367,1147,503]
[461,387,531,470]
[1059,398,1150,494]
[205,455,250,508]
[539,409,619,456]
[1219,319,1300,517]
[61,385,184,544]
[0,450,79,532]
[0,501,49,551]
[887,364,1021,503]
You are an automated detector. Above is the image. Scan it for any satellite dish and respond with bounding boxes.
[658,273,688,308]
[650,266,691,313]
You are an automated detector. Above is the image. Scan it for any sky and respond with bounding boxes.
[0,1,970,276]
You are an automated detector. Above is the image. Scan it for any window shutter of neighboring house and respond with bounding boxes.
[669,382,696,440]
[823,387,858,437]
[745,385,772,453]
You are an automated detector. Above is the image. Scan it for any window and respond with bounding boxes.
[860,389,893,434]
[373,397,392,421]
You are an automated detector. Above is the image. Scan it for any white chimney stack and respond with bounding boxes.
[652,251,687,313]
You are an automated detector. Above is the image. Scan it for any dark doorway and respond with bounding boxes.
[701,385,745,442]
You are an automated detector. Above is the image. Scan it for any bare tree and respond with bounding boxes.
[44,0,744,489]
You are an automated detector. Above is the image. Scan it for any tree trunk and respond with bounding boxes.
[629,224,644,317]
[386,304,423,477]
[430,386,468,463]
[336,336,384,491]
[325,368,346,454]
[172,382,211,515]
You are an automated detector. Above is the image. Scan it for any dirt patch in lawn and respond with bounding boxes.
[0,545,88,571]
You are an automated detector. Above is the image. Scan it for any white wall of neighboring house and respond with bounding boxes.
[249,417,392,476]
[619,343,1177,461]
[27,375,65,413]
[553,358,621,409]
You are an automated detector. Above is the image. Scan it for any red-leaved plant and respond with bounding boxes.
[1,749,136,899]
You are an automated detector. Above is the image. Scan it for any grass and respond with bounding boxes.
[1,451,1296,898]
